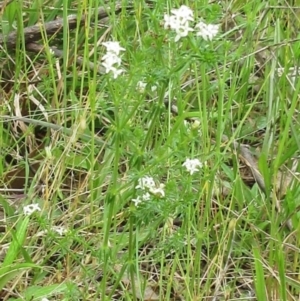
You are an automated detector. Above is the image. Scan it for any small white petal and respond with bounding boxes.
[51,226,67,236]
[102,41,125,55]
[135,176,156,190]
[102,53,122,67]
[142,192,151,201]
[182,158,203,175]
[23,203,41,216]
[164,14,179,30]
[174,23,193,41]
[132,196,142,206]
[191,120,201,129]
[149,185,165,198]
[101,42,124,78]
[112,68,124,79]
[195,22,219,41]
[151,85,157,92]
[137,81,147,93]
[171,5,194,23]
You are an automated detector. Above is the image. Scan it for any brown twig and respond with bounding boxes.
[1,115,109,148]
[0,5,122,49]
[25,42,106,74]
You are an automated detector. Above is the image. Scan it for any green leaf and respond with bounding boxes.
[253,245,267,301]
[276,246,287,301]
[23,283,69,299]
[2,1,18,34]
[2,216,30,267]
[258,152,271,194]
[0,263,41,291]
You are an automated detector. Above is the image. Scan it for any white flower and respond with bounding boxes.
[101,53,122,75]
[195,22,219,41]
[113,69,124,79]
[164,14,178,30]
[137,80,147,93]
[171,5,194,23]
[132,196,142,206]
[149,184,165,198]
[23,203,41,216]
[151,85,157,92]
[51,226,67,236]
[102,52,122,67]
[135,176,165,199]
[164,5,194,41]
[101,41,125,78]
[191,119,201,129]
[41,298,50,301]
[107,67,124,79]
[135,176,156,190]
[132,192,151,207]
[49,48,55,56]
[182,158,203,175]
[101,59,124,78]
[102,41,125,55]
[142,192,151,201]
[174,23,194,42]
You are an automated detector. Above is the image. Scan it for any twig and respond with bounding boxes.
[1,115,109,148]
[225,137,266,194]
[26,42,106,75]
[0,5,123,49]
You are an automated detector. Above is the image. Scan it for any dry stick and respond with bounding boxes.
[1,115,109,148]
[26,42,106,75]
[0,5,123,49]
[224,137,266,194]
[25,21,113,74]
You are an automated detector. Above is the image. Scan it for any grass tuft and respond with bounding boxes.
[0,0,300,300]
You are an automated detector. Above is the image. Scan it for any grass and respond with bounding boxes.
[0,0,300,300]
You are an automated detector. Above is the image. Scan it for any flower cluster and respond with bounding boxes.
[101,41,125,79]
[182,158,203,175]
[164,5,194,42]
[132,192,151,207]
[164,5,219,42]
[195,21,219,41]
[51,226,67,236]
[136,80,158,94]
[23,203,41,216]
[132,176,165,206]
